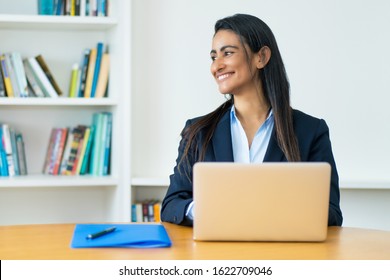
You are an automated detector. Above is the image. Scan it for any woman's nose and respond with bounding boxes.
[211,57,225,74]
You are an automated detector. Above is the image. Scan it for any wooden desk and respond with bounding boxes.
[1,223,390,260]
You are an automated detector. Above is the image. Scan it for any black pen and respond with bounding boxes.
[86,226,117,239]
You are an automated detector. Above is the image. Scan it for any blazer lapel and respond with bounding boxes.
[211,110,234,162]
[263,130,286,162]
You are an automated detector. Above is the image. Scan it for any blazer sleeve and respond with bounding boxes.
[297,116,343,226]
[160,120,195,226]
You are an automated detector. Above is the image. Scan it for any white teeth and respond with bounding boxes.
[218,73,230,80]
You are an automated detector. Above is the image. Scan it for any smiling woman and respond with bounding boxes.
[160,13,343,228]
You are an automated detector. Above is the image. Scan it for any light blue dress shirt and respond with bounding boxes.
[186,106,275,220]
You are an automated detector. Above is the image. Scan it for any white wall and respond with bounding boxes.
[132,0,390,230]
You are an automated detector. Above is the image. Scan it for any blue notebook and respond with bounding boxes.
[71,224,172,248]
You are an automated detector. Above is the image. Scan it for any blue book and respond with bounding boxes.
[71,224,172,248]
[0,128,9,176]
[9,128,20,176]
[102,112,112,175]
[89,112,103,175]
[38,0,54,15]
[79,125,95,175]
[90,42,104,98]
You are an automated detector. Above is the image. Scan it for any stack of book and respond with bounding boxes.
[0,52,62,98]
[131,200,162,223]
[42,111,112,176]
[38,0,110,17]
[0,124,28,176]
[68,42,110,98]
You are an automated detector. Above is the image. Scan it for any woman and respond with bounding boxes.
[161,14,343,227]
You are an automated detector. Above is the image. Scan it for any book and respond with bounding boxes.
[47,128,65,175]
[35,54,62,96]
[0,54,14,97]
[70,125,87,175]
[153,201,161,222]
[4,53,20,97]
[15,132,28,175]
[75,126,90,174]
[23,59,45,97]
[9,127,20,176]
[79,0,86,16]
[38,0,55,15]
[52,127,68,175]
[89,112,103,175]
[68,63,79,98]
[90,42,104,97]
[59,127,74,175]
[1,124,15,176]
[0,55,6,97]
[71,224,172,248]
[79,124,94,175]
[26,57,58,98]
[10,52,29,98]
[77,49,90,97]
[64,0,71,15]
[101,112,112,175]
[94,48,109,98]
[83,48,97,98]
[42,128,57,174]
[0,128,9,176]
[54,0,63,15]
[64,126,85,175]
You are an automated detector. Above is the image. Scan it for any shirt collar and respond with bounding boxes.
[230,105,274,123]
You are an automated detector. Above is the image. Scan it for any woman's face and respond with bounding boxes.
[210,29,259,95]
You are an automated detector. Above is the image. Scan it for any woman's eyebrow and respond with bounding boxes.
[210,45,239,55]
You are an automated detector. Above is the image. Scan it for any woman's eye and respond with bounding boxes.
[225,51,233,56]
[210,56,216,61]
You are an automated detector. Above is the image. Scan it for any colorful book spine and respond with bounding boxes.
[52,128,68,175]
[77,49,90,97]
[9,128,20,176]
[95,48,110,98]
[102,112,112,175]
[89,112,103,175]
[69,63,79,98]
[90,42,104,97]
[15,132,28,175]
[10,52,29,98]
[1,124,15,176]
[23,59,45,97]
[0,128,9,176]
[26,57,58,98]
[4,54,20,97]
[38,0,55,15]
[79,124,94,175]
[64,127,84,175]
[83,48,97,98]
[75,126,90,174]
[0,54,14,97]
[35,54,62,96]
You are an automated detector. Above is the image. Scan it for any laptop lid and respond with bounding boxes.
[193,162,331,242]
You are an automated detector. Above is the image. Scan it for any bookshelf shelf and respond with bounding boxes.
[0,174,118,188]
[0,97,118,106]
[0,14,117,30]
[131,177,169,187]
[0,1,131,225]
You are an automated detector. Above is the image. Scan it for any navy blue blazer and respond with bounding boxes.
[161,108,343,227]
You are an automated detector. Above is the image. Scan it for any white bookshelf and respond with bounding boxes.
[0,1,132,225]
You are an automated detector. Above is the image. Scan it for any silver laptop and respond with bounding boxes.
[193,162,331,242]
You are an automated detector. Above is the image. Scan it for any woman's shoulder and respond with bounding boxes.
[292,109,329,133]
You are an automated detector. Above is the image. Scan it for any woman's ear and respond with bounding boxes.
[256,46,271,69]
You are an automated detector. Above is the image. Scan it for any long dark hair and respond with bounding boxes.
[180,14,300,171]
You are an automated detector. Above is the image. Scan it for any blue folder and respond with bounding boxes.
[71,224,172,248]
